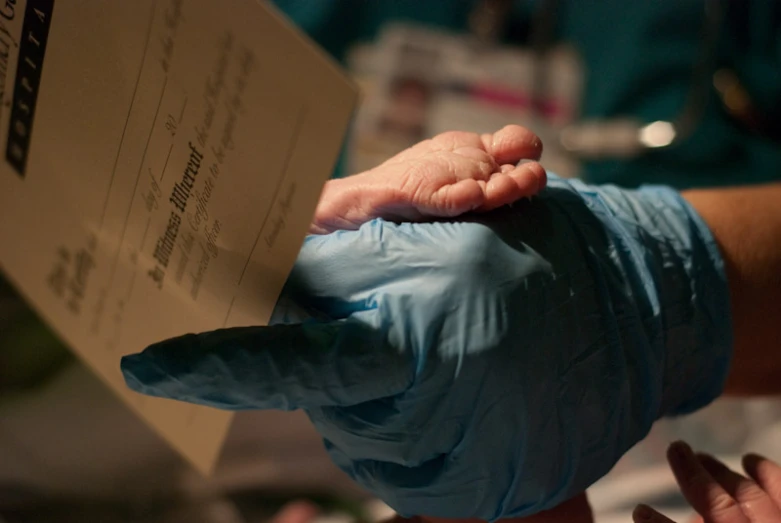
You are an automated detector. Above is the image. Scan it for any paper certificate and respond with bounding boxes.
[0,0,357,474]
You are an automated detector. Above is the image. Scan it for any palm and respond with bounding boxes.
[311,125,545,233]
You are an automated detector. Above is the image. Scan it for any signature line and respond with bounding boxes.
[236,105,308,287]
[98,1,158,230]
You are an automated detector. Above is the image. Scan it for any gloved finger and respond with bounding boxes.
[121,317,414,410]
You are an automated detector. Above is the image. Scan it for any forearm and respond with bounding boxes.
[682,183,781,396]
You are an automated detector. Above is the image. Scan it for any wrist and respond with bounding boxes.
[682,183,781,395]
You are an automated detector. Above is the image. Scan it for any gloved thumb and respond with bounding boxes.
[121,316,413,410]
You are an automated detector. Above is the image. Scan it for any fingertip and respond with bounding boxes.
[632,504,663,523]
[120,351,169,397]
[667,440,694,462]
[517,159,547,192]
[476,174,521,211]
[489,125,543,164]
[505,160,546,196]
[742,452,769,471]
[667,440,705,482]
[121,334,202,393]
[120,353,145,388]
[473,161,546,212]
[742,452,781,479]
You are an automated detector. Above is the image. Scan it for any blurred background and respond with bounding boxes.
[2,1,780,521]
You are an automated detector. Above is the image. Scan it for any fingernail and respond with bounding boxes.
[744,452,768,463]
[742,452,771,472]
[668,440,696,472]
[633,504,655,522]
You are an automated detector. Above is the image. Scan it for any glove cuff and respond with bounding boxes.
[637,185,733,417]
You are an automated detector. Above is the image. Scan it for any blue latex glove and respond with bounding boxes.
[121,176,732,521]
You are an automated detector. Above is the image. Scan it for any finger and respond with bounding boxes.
[667,441,749,523]
[474,161,546,212]
[121,317,413,410]
[482,124,543,164]
[426,177,487,216]
[270,501,321,523]
[633,504,677,523]
[697,453,781,523]
[449,146,500,179]
[743,453,781,508]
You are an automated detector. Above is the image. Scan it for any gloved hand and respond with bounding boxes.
[121,176,732,522]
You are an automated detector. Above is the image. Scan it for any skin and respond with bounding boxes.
[682,184,781,396]
[310,124,546,234]
[633,442,781,523]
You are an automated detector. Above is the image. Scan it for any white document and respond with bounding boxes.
[0,0,357,474]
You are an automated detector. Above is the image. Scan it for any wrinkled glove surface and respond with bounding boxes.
[121,176,732,521]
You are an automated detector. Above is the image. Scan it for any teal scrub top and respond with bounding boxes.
[271,0,781,190]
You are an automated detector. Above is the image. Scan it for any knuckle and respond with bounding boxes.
[477,158,497,178]
[709,491,740,515]
[434,130,477,149]
[734,482,767,504]
[769,484,781,502]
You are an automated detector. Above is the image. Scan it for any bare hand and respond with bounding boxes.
[311,125,545,234]
[633,441,781,523]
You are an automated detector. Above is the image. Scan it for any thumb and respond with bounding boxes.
[121,316,413,410]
